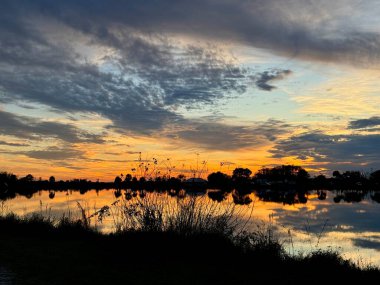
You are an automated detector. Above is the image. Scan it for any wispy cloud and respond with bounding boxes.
[255,70,292,91]
[0,140,29,147]
[175,119,292,151]
[271,131,380,169]
[2,0,378,67]
[0,110,105,144]
[21,146,84,160]
[348,116,380,129]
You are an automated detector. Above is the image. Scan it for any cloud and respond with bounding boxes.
[271,132,380,169]
[0,12,255,134]
[353,238,380,251]
[0,146,84,161]
[255,70,292,91]
[1,0,379,159]
[1,1,377,135]
[2,0,379,67]
[0,140,29,147]
[21,146,84,160]
[175,119,292,151]
[348,116,380,129]
[0,110,105,144]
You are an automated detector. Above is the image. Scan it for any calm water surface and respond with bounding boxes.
[2,189,380,267]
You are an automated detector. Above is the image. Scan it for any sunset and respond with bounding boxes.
[1,1,380,180]
[1,1,380,284]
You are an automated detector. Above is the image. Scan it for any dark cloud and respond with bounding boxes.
[176,119,292,150]
[0,140,29,147]
[2,0,378,67]
[15,104,38,110]
[353,238,380,251]
[1,0,379,155]
[56,162,86,171]
[0,146,84,161]
[0,110,105,144]
[255,70,292,91]
[348,116,380,129]
[1,0,375,137]
[271,132,380,169]
[0,13,253,134]
[22,146,83,160]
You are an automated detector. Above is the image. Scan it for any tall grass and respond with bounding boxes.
[111,193,240,237]
[1,193,379,276]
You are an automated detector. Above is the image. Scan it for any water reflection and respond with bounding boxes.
[208,190,228,202]
[372,192,380,203]
[2,188,380,266]
[333,190,367,203]
[255,189,308,205]
[232,190,253,205]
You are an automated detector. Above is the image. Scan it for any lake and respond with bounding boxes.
[2,189,380,267]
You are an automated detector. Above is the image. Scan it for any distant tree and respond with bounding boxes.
[314,174,327,181]
[0,172,17,184]
[207,172,231,190]
[177,174,186,182]
[297,168,310,180]
[313,174,328,188]
[332,171,341,178]
[21,174,34,182]
[124,174,132,182]
[114,176,122,189]
[232,168,252,179]
[342,171,362,180]
[232,168,252,190]
[0,172,18,192]
[49,176,56,184]
[370,170,380,184]
[255,165,308,184]
[341,171,364,184]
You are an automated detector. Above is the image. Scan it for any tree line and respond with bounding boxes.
[1,165,380,199]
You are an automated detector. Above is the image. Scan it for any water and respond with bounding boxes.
[0,266,13,285]
[2,189,380,267]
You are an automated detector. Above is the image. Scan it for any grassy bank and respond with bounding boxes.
[0,197,379,284]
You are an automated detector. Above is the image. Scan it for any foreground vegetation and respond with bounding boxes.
[0,196,379,285]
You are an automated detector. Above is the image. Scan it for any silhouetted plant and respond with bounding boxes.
[111,194,239,237]
[235,221,284,258]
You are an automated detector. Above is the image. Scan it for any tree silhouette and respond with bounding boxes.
[232,168,252,179]
[207,171,231,190]
[21,174,34,182]
[114,176,122,190]
[370,170,380,186]
[49,176,56,184]
[231,168,252,191]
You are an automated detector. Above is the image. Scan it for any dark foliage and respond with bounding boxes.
[0,214,378,285]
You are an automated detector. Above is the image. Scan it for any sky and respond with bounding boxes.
[1,0,380,181]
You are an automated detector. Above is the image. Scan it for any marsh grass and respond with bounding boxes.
[0,212,97,238]
[0,194,379,285]
[109,193,241,237]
